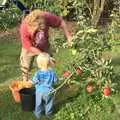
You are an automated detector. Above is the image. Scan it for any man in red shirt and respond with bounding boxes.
[19,9,72,81]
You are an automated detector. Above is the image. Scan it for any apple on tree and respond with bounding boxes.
[75,67,83,75]
[71,49,77,55]
[63,71,71,78]
[103,87,111,97]
[86,84,93,93]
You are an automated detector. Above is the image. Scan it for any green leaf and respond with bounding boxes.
[86,28,98,33]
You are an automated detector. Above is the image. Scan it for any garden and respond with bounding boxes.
[0,0,120,120]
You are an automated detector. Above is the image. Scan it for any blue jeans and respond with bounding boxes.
[34,91,53,119]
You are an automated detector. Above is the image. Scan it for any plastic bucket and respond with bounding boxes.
[19,88,35,111]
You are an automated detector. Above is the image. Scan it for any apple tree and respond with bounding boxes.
[53,0,116,98]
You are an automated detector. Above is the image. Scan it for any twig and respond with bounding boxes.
[84,106,90,115]
[85,1,93,18]
[50,73,74,94]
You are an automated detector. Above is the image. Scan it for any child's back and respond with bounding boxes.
[32,68,57,93]
[30,53,57,119]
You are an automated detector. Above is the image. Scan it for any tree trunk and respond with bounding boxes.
[92,0,106,27]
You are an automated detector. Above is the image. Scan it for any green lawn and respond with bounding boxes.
[0,33,120,120]
[0,42,21,83]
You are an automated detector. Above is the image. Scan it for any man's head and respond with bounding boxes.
[24,9,46,33]
[36,53,50,69]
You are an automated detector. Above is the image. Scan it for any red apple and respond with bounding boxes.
[103,87,111,96]
[86,84,93,93]
[75,68,83,75]
[63,71,71,78]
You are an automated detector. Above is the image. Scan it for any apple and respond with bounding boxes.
[75,68,83,75]
[71,49,77,55]
[103,87,111,96]
[86,84,93,93]
[18,81,23,89]
[12,84,18,91]
[63,71,71,78]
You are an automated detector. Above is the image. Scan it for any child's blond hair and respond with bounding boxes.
[36,53,50,69]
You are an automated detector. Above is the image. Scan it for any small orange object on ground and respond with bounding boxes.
[9,80,32,103]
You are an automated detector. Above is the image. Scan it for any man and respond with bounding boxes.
[19,9,72,81]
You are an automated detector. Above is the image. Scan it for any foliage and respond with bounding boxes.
[51,0,120,119]
[22,0,60,15]
[31,0,76,18]
[0,0,120,30]
[54,94,116,120]
[0,8,21,30]
[53,0,74,17]
[21,0,74,17]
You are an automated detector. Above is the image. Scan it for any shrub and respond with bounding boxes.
[52,0,119,119]
[0,8,21,30]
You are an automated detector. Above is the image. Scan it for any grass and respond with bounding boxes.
[0,32,120,120]
[0,89,35,120]
[0,38,21,83]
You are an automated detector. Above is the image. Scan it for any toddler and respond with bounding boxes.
[29,53,57,119]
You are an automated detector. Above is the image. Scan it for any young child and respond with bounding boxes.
[29,53,57,119]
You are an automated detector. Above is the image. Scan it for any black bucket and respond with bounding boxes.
[19,88,35,111]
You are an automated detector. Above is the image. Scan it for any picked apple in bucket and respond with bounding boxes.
[9,80,33,103]
[18,81,32,89]
[10,80,32,91]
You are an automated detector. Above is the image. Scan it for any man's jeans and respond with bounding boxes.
[34,91,53,119]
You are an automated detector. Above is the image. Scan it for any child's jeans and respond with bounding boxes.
[34,91,53,119]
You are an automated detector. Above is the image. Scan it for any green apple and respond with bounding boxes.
[71,49,77,55]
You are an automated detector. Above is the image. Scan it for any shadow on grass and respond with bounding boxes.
[53,84,79,114]
[112,56,120,66]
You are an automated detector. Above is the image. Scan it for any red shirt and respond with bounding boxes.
[19,12,62,52]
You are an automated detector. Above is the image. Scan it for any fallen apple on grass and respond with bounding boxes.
[10,80,32,90]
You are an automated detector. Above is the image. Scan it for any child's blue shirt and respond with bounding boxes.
[32,68,57,93]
